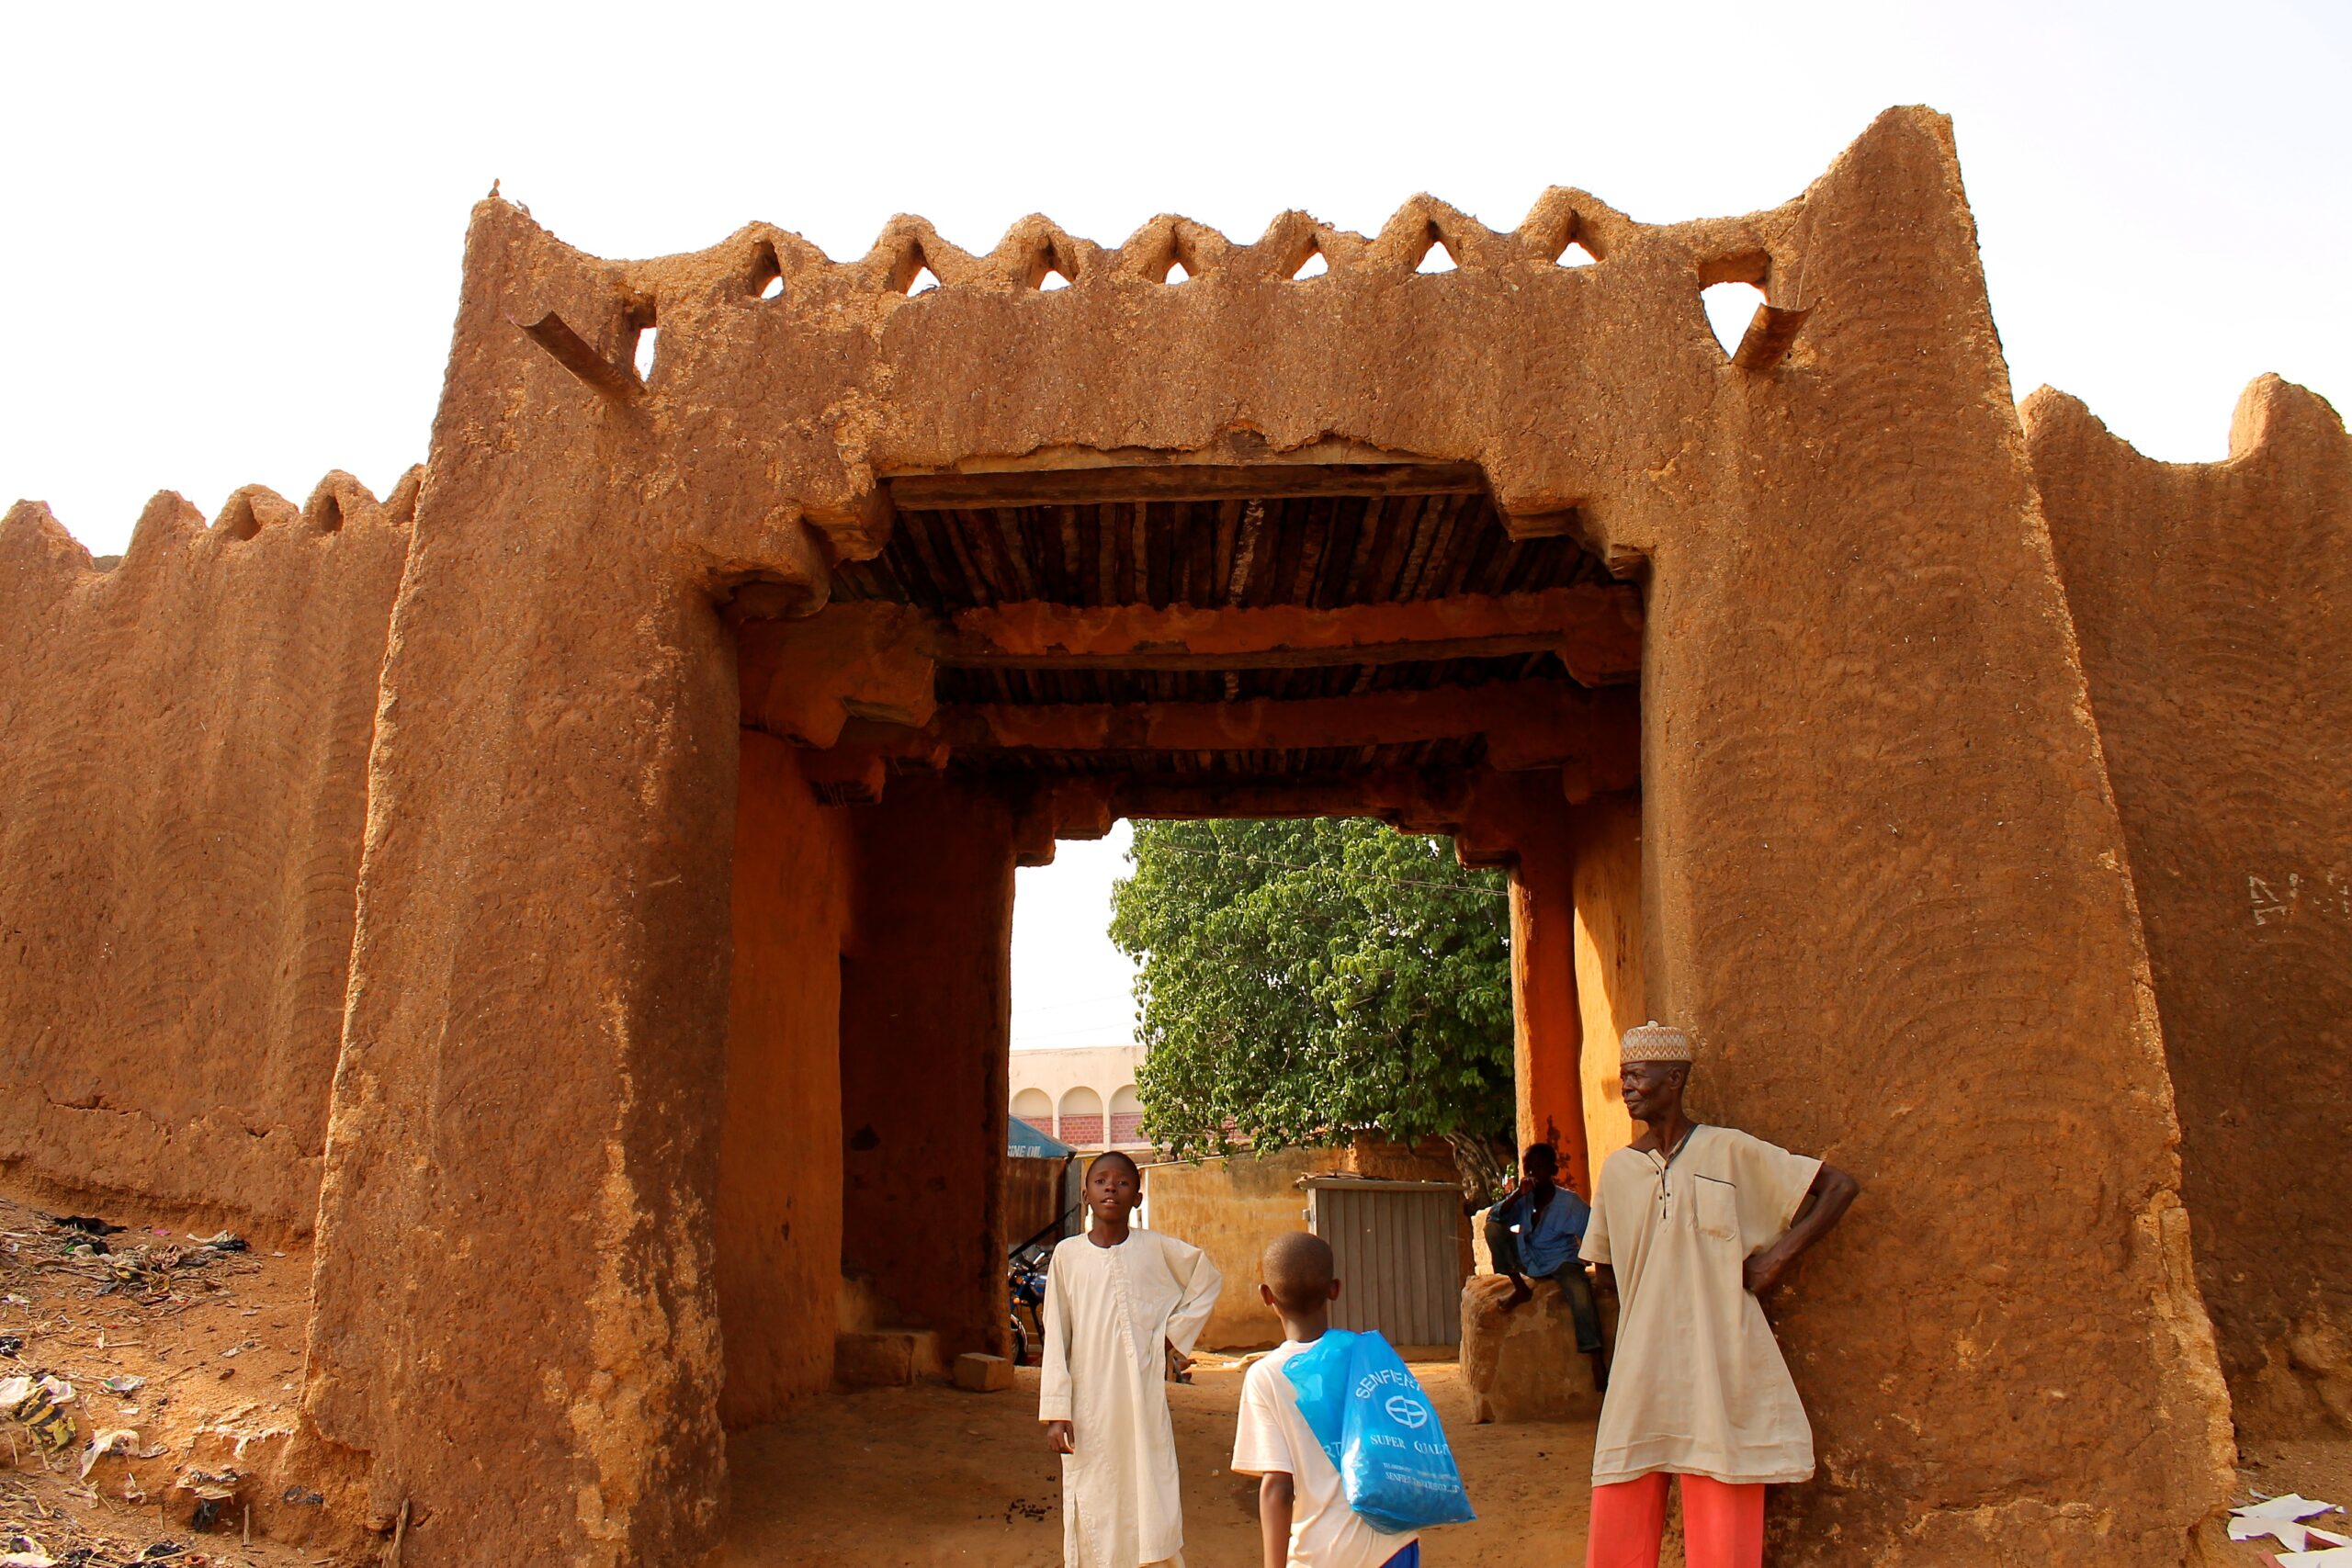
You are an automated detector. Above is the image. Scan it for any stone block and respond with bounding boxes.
[834,1330,916,1389]
[1460,1272,1610,1424]
[955,1351,1013,1393]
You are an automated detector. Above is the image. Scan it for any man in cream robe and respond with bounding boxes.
[1039,1220,1222,1567]
[1580,1021,1860,1568]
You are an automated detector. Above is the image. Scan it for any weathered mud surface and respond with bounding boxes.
[0,479,411,1233]
[2031,377,2352,1434]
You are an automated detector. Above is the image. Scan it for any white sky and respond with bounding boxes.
[8,2,2346,1051]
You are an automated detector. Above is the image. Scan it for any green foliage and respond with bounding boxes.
[1108,818,1514,1168]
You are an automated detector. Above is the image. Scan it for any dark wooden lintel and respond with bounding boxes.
[888,461,1487,510]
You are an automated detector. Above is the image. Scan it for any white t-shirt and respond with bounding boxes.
[1230,1339,1418,1568]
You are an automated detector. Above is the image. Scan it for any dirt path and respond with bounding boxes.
[0,1167,2343,1566]
[726,1359,1599,1567]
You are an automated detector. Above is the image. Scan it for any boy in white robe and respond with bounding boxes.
[1041,1150,1223,1568]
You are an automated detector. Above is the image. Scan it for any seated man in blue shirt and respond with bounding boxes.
[1484,1141,1607,1388]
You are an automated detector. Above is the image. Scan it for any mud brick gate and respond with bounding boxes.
[7,106,2350,1565]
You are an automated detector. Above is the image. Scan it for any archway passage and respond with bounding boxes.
[720,458,1645,1431]
[288,115,2238,1564]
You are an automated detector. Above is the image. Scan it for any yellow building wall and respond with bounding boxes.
[1143,1142,1467,1349]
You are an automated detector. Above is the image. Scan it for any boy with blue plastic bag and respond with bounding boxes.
[1231,1232,1472,1568]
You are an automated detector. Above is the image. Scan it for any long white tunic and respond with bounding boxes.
[1038,1227,1223,1568]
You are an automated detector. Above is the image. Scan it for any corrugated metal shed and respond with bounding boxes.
[1304,1177,1465,1348]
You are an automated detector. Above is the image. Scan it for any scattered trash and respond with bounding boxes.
[98,1375,144,1396]
[40,1216,123,1237]
[186,1233,245,1254]
[2227,1495,2346,1557]
[2,1374,80,1458]
[123,1469,146,1504]
[1,1296,26,1307]
[0,1548,55,1567]
[77,1428,137,1481]
[2238,1494,2340,1521]
[141,1543,187,1559]
[281,1485,324,1506]
[0,1337,19,1359]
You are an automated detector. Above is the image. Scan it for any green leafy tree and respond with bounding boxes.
[1108,818,1515,1198]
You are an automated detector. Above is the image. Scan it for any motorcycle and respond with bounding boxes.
[1008,1243,1050,1367]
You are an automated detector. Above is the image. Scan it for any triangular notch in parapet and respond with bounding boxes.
[1415,226,1458,273]
[750,239,786,299]
[1290,245,1328,280]
[1701,281,1765,358]
[891,242,941,296]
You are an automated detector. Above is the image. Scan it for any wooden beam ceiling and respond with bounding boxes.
[736,586,1643,746]
[887,461,1487,510]
[937,583,1640,681]
[932,678,1611,754]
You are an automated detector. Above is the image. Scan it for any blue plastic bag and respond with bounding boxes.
[1282,1329,1476,1533]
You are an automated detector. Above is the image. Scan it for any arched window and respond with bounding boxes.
[1057,1086,1105,1148]
[1012,1088,1053,1130]
[1109,1086,1145,1147]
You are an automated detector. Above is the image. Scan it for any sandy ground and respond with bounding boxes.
[0,1180,351,1567]
[724,1359,2352,1568]
[0,1166,2343,1566]
[726,1356,1600,1567]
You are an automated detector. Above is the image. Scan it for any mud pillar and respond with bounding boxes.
[718,733,851,1424]
[1507,811,1590,1195]
[303,202,774,1566]
[838,774,1015,1359]
[1608,110,2233,1562]
[1569,793,1644,1174]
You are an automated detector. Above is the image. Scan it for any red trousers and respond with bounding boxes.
[1587,1472,1764,1568]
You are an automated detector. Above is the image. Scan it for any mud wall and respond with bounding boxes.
[1144,1148,1319,1349]
[718,732,851,1424]
[1621,113,2235,1562]
[0,479,409,1234]
[1570,793,1643,1173]
[1146,1142,1467,1349]
[2028,376,2352,1432]
[839,775,1015,1360]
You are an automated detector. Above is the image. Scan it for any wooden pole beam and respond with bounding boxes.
[938,585,1641,683]
[933,678,1630,757]
[888,461,1487,509]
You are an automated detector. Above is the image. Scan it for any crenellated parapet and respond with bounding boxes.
[472,159,1816,581]
[0,468,416,1232]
